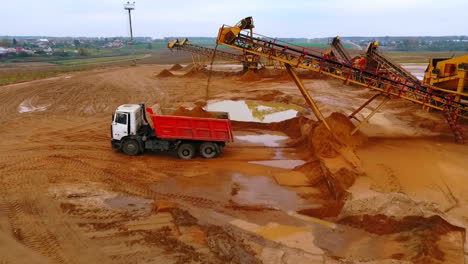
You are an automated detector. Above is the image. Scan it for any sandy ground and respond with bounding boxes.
[0,64,467,263]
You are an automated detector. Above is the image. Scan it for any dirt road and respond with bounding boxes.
[0,64,467,263]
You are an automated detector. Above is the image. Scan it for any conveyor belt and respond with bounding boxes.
[168,39,243,62]
[330,37,352,63]
[216,28,468,120]
[366,46,421,85]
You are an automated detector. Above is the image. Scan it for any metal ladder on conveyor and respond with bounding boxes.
[444,96,465,143]
[217,28,468,141]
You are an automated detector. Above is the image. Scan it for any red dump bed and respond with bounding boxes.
[146,108,234,142]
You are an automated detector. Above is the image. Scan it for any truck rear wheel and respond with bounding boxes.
[122,139,140,156]
[200,142,218,159]
[177,143,195,160]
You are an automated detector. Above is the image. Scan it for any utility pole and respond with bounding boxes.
[124,1,136,65]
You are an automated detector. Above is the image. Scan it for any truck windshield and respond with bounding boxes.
[115,112,127,124]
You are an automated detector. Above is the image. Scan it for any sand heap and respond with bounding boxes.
[256,67,274,77]
[169,64,183,71]
[273,73,292,81]
[239,70,261,82]
[336,193,465,263]
[156,69,174,78]
[339,193,445,220]
[298,71,324,79]
[310,112,367,158]
[257,68,288,78]
[172,106,215,118]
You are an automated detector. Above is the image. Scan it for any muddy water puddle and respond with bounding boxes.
[248,160,306,169]
[151,172,316,212]
[50,184,153,214]
[18,98,49,113]
[206,100,303,123]
[235,134,289,147]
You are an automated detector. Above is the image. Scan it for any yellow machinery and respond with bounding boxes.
[365,41,421,85]
[325,36,352,64]
[244,54,260,71]
[217,17,468,142]
[424,55,468,102]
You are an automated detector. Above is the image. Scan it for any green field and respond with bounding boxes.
[0,67,87,86]
[0,54,150,86]
[384,51,467,63]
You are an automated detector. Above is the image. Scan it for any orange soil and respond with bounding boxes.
[183,68,208,78]
[0,63,466,263]
[338,214,465,263]
[172,106,216,118]
[310,112,367,158]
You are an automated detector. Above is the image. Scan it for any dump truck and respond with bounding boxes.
[111,104,233,159]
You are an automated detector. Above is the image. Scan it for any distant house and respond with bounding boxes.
[43,47,53,55]
[37,39,50,49]
[105,39,123,48]
[19,48,35,55]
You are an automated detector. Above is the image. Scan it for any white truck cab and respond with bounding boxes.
[111,104,147,141]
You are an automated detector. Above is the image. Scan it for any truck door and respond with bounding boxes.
[112,112,129,140]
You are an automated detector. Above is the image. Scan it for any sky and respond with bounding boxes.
[3,0,467,38]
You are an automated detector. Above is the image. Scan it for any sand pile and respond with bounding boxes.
[273,73,292,81]
[172,106,216,118]
[169,64,183,71]
[343,214,464,264]
[256,68,275,78]
[183,68,240,78]
[230,115,309,139]
[297,70,324,79]
[339,193,445,220]
[310,112,367,158]
[337,213,464,264]
[257,68,287,78]
[240,70,261,82]
[156,69,174,78]
[301,113,367,199]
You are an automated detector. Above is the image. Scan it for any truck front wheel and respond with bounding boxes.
[122,139,140,156]
[177,143,195,160]
[199,142,218,159]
